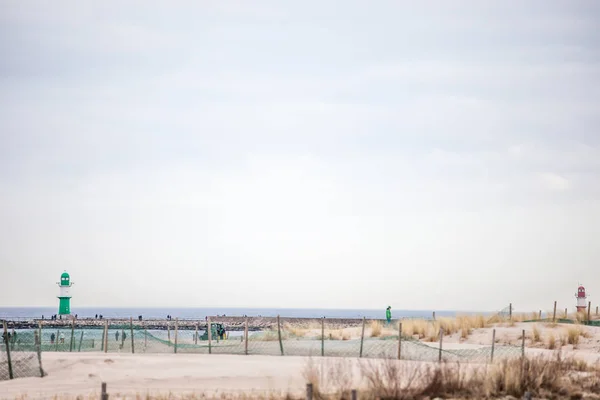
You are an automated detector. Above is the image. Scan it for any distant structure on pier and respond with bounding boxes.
[575,284,588,312]
[57,271,73,315]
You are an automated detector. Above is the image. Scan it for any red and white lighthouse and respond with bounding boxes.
[575,284,588,312]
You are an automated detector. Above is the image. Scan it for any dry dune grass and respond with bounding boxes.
[370,320,383,337]
[302,352,600,399]
[401,315,489,342]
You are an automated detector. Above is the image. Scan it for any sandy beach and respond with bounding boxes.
[2,320,599,399]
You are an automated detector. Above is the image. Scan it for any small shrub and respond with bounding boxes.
[370,320,382,337]
[567,326,581,345]
[532,325,541,342]
[547,334,556,349]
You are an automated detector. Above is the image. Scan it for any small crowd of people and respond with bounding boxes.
[2,329,18,344]
[49,332,65,344]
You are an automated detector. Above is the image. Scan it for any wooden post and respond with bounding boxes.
[351,389,357,400]
[397,322,402,360]
[521,329,525,358]
[207,317,212,354]
[70,319,75,352]
[78,331,84,352]
[174,318,178,354]
[596,305,599,316]
[432,311,436,321]
[306,383,313,400]
[359,317,366,358]
[277,315,284,356]
[490,329,496,363]
[244,318,249,355]
[38,322,42,349]
[55,329,59,351]
[509,303,512,320]
[194,322,199,345]
[103,321,108,353]
[130,317,135,354]
[144,325,147,350]
[588,301,592,322]
[35,328,44,377]
[321,317,325,357]
[553,301,557,323]
[565,308,568,319]
[101,382,108,400]
[167,322,171,343]
[2,321,14,379]
[438,328,443,363]
[101,324,105,352]
[538,310,542,320]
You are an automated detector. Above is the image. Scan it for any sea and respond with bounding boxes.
[0,307,486,320]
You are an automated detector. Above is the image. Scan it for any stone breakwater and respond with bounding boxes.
[4,317,369,331]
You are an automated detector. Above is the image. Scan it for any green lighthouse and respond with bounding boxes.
[57,271,73,315]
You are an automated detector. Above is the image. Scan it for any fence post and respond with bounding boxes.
[306,383,313,400]
[521,329,525,358]
[144,323,147,350]
[35,327,44,377]
[78,331,84,352]
[538,310,542,320]
[174,318,178,354]
[553,301,557,323]
[70,319,75,352]
[564,308,568,319]
[103,321,108,353]
[596,306,599,316]
[167,322,171,343]
[432,311,436,321]
[208,317,212,354]
[244,318,249,355]
[194,322,199,345]
[101,323,105,352]
[321,317,325,357]
[130,317,135,354]
[38,322,42,349]
[277,315,284,356]
[397,322,402,360]
[509,303,512,320]
[101,382,108,400]
[490,329,496,363]
[351,389,357,400]
[55,329,59,351]
[588,302,592,323]
[438,328,443,362]
[359,317,366,358]
[2,321,14,379]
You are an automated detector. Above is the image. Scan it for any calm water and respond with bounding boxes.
[0,307,473,320]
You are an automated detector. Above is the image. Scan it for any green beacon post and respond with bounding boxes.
[57,271,73,315]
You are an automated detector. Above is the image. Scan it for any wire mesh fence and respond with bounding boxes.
[1,320,45,381]
[2,316,524,373]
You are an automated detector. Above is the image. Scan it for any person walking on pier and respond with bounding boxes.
[386,306,392,324]
[115,330,119,342]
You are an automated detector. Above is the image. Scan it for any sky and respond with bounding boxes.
[1,1,599,313]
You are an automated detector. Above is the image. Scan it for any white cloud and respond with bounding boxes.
[539,173,571,191]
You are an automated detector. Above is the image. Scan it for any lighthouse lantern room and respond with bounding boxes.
[57,271,73,315]
[575,284,588,312]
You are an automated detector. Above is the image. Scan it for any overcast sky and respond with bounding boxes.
[1,1,599,312]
